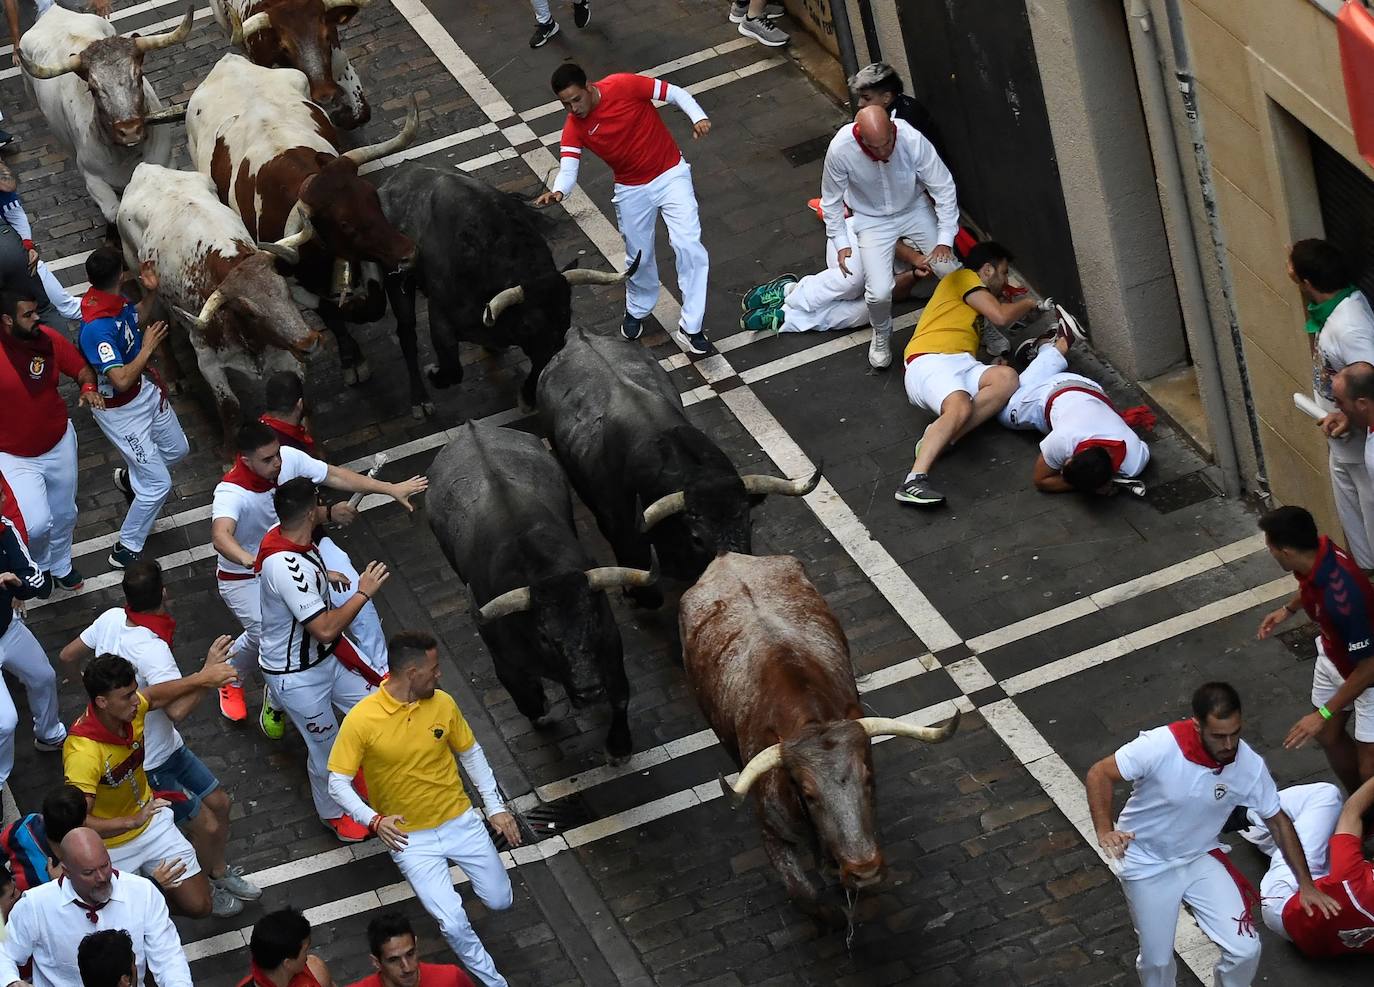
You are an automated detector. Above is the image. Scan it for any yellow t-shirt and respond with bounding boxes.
[328,687,477,831]
[903,268,989,361]
[62,696,153,847]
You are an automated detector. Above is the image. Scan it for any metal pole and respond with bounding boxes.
[829,0,862,112]
[856,0,882,63]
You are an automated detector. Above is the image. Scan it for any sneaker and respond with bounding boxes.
[741,305,784,332]
[324,815,369,843]
[107,542,140,570]
[739,14,789,46]
[529,18,559,47]
[894,474,946,507]
[1055,304,1088,345]
[212,864,262,901]
[729,1,784,22]
[112,466,133,505]
[807,197,824,222]
[218,682,247,722]
[742,274,797,312]
[868,327,892,370]
[33,733,66,753]
[35,572,53,600]
[573,0,590,28]
[210,883,244,918]
[671,327,715,357]
[0,130,15,152]
[621,312,644,340]
[1012,332,1055,372]
[259,688,287,740]
[53,568,83,592]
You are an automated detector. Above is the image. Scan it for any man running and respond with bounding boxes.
[1085,681,1338,987]
[526,0,588,48]
[237,907,334,987]
[1256,504,1374,789]
[348,912,476,987]
[0,289,101,592]
[328,631,518,987]
[818,103,958,370]
[535,62,716,356]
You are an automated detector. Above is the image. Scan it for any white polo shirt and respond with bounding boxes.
[258,533,336,675]
[1113,725,1282,879]
[211,446,329,575]
[1041,384,1150,478]
[78,608,184,771]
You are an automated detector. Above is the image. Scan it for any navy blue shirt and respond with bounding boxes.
[0,515,43,637]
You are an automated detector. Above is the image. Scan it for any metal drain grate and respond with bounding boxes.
[781,134,832,167]
[489,793,597,849]
[1143,472,1220,514]
[1277,623,1318,663]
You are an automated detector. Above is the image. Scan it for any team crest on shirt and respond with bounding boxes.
[97,341,117,365]
[1213,784,1227,800]
[27,354,44,378]
[432,727,444,740]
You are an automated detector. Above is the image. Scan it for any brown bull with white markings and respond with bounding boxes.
[679,552,959,920]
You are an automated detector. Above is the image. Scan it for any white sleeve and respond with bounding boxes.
[2,197,31,241]
[1040,431,1073,471]
[36,261,81,321]
[141,882,194,987]
[1250,761,1283,821]
[820,137,850,250]
[661,82,708,124]
[261,554,328,625]
[328,770,376,828]
[280,445,329,485]
[908,128,959,247]
[140,641,183,687]
[211,483,242,523]
[1113,729,1165,782]
[552,155,581,198]
[457,740,504,814]
[0,896,34,984]
[1336,315,1374,369]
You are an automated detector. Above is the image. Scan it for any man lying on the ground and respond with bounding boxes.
[998,311,1153,494]
[1240,777,1374,957]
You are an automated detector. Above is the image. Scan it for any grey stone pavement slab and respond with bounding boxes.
[0,0,1366,984]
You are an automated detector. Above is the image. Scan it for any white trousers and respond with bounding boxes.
[220,575,263,684]
[1120,852,1262,987]
[612,158,709,335]
[318,536,388,677]
[781,217,871,334]
[91,383,189,553]
[0,617,63,787]
[264,656,375,820]
[530,0,551,19]
[1246,782,1343,940]
[1330,453,1374,570]
[0,421,77,577]
[850,198,939,337]
[997,345,1103,432]
[392,809,513,987]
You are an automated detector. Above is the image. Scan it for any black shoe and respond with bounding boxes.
[573,0,591,28]
[108,542,141,570]
[671,327,715,357]
[894,474,945,507]
[529,19,559,47]
[54,568,84,592]
[622,312,643,340]
[0,130,15,152]
[1012,332,1054,372]
[35,572,53,600]
[112,466,134,505]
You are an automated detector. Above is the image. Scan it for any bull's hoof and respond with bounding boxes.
[516,391,535,414]
[410,401,435,420]
[342,365,359,386]
[605,750,631,767]
[353,359,373,384]
[424,362,457,389]
[532,713,557,729]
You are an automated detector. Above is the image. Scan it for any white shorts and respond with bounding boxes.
[1311,642,1374,742]
[903,352,993,414]
[107,805,201,880]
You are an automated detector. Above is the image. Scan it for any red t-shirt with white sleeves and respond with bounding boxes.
[1282,833,1374,956]
[559,74,683,187]
[0,325,85,457]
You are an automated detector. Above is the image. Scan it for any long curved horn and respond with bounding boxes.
[341,96,418,167]
[585,548,658,592]
[475,585,533,623]
[143,104,186,125]
[134,4,195,52]
[238,10,272,39]
[857,709,961,744]
[257,224,314,266]
[563,250,642,287]
[718,743,783,803]
[194,286,229,328]
[740,463,822,498]
[482,285,524,327]
[641,490,686,531]
[20,50,81,80]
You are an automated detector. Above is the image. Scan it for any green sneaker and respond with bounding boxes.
[259,687,287,740]
[741,274,797,312]
[741,304,785,332]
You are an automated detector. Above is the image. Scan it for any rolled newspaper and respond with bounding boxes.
[1293,392,1326,422]
[348,452,389,508]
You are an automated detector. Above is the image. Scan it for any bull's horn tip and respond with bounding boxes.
[717,774,744,807]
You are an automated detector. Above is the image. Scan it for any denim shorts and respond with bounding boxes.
[145,744,220,823]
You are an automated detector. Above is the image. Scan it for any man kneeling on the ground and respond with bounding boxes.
[896,241,1051,507]
[1239,777,1374,956]
[999,314,1152,494]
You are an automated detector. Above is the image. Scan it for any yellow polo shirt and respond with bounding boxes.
[902,267,989,361]
[62,696,153,847]
[328,686,476,831]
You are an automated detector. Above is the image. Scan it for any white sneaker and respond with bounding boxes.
[868,327,892,370]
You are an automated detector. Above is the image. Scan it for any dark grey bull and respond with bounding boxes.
[426,420,656,763]
[377,164,634,417]
[537,327,820,608]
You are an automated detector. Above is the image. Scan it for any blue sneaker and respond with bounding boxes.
[741,305,784,332]
[108,542,141,570]
[742,275,796,313]
[621,312,644,340]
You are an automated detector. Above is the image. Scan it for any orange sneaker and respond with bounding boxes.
[324,816,369,843]
[218,682,247,722]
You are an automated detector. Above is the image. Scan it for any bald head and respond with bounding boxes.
[1334,361,1374,429]
[855,105,896,160]
[60,828,114,905]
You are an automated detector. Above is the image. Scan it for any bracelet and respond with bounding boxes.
[367,814,382,835]
[1283,602,1299,615]
[80,382,97,394]
[357,589,371,602]
[1318,705,1333,721]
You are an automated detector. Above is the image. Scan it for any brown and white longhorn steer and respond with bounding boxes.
[679,552,960,921]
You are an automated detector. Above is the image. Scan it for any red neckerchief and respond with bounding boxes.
[1167,719,1224,771]
[79,287,127,323]
[852,122,892,163]
[59,872,120,924]
[1073,438,1128,472]
[238,958,324,986]
[124,608,175,648]
[68,704,136,746]
[222,456,275,493]
[260,415,317,457]
[0,326,55,398]
[255,525,315,573]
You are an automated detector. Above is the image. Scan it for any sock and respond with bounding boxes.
[906,470,925,483]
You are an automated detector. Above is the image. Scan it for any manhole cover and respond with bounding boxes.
[1144,472,1220,514]
[781,134,832,168]
[1276,623,1318,662]
[489,793,596,849]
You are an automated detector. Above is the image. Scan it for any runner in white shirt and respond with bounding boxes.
[256,476,391,844]
[1085,682,1339,987]
[210,420,425,733]
[1000,315,1151,494]
[0,828,191,987]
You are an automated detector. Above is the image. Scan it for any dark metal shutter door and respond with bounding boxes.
[1311,133,1374,298]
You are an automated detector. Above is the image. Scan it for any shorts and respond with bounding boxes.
[146,744,220,823]
[107,805,202,881]
[1311,642,1374,742]
[903,351,994,414]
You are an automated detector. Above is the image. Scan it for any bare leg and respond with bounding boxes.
[911,366,1019,474]
[1317,712,1361,793]
[189,789,231,879]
